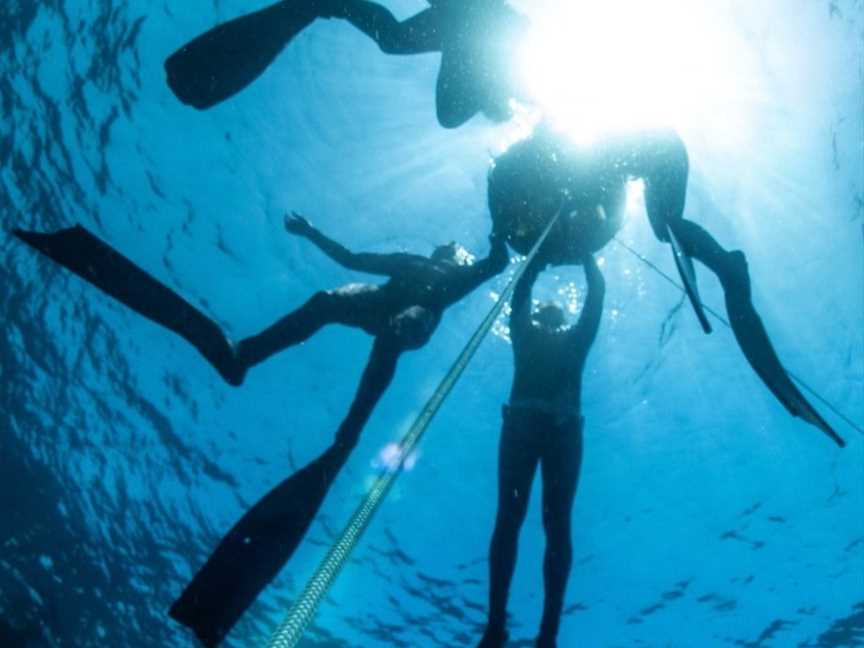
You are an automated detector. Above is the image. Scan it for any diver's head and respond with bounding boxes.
[430,241,460,264]
[533,302,566,332]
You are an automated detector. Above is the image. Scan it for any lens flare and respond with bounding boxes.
[372,442,418,473]
[513,0,756,146]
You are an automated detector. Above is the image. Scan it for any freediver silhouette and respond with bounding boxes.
[14,213,509,647]
[165,0,529,127]
[487,127,844,447]
[478,251,604,648]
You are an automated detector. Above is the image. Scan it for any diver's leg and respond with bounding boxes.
[670,219,772,346]
[279,335,399,571]
[170,337,400,646]
[236,284,379,372]
[480,408,542,647]
[332,335,400,451]
[536,418,584,647]
[623,129,714,331]
[236,291,337,370]
[13,226,243,386]
[665,218,730,273]
[669,219,843,444]
[334,2,441,54]
[436,47,482,128]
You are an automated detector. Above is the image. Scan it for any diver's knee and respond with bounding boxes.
[542,511,571,540]
[308,289,339,315]
[718,249,750,290]
[543,525,572,551]
[214,343,247,387]
[652,128,688,168]
[437,110,470,129]
[436,101,472,129]
[336,425,361,451]
[224,368,245,388]
[497,501,530,532]
[377,36,409,55]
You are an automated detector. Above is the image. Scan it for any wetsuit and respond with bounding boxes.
[14,217,510,648]
[480,253,605,648]
[13,217,507,451]
[329,0,529,127]
[234,217,509,449]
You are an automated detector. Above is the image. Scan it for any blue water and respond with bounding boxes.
[1,1,862,646]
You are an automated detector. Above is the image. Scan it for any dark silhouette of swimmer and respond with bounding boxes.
[477,252,604,648]
[166,0,528,127]
[14,215,508,647]
[488,129,844,447]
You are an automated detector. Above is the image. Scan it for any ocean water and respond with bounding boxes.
[1,1,862,647]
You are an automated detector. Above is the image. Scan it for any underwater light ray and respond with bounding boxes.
[513,0,763,146]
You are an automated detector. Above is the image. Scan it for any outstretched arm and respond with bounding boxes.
[569,254,605,350]
[509,255,543,347]
[285,212,425,277]
[444,231,510,303]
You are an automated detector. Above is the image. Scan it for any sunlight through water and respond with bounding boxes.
[513,0,760,146]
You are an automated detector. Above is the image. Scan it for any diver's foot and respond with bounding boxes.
[477,626,508,648]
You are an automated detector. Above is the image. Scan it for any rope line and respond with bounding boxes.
[613,237,863,437]
[266,212,563,648]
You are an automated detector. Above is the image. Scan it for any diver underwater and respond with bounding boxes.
[2,1,862,647]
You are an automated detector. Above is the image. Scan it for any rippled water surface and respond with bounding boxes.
[1,1,863,646]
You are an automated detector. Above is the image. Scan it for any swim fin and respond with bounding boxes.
[666,222,712,334]
[169,441,351,647]
[719,252,845,448]
[165,0,318,110]
[13,225,241,385]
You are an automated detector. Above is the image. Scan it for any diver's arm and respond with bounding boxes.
[285,212,422,276]
[570,254,605,350]
[445,232,509,303]
[608,129,689,242]
[509,256,542,346]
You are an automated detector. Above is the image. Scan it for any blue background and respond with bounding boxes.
[1,1,862,646]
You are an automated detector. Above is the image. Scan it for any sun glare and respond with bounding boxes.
[513,0,753,145]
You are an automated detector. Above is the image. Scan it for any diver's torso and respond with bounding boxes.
[510,327,587,415]
[363,258,459,341]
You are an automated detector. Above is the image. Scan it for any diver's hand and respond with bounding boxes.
[284,212,315,238]
[489,230,508,253]
[488,230,509,272]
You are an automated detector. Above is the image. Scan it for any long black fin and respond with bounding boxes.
[13,226,238,384]
[666,223,713,334]
[165,1,317,110]
[718,260,845,448]
[169,443,350,647]
[661,223,843,446]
